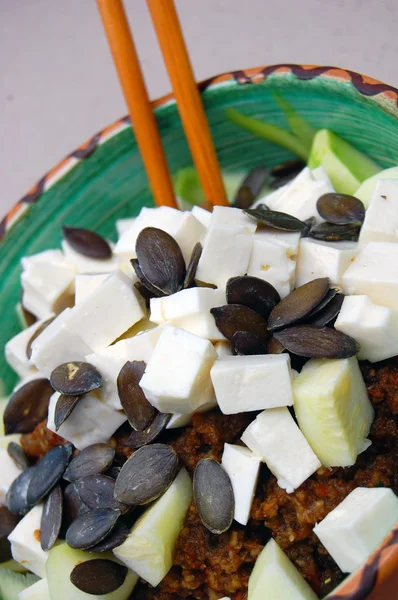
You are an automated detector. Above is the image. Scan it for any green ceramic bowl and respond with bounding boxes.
[1,63,398,598]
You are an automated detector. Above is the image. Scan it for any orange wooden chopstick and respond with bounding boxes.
[146,0,229,207]
[97,0,177,209]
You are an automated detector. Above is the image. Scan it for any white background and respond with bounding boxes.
[1,0,398,216]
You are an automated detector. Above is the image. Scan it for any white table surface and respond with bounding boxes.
[1,0,398,217]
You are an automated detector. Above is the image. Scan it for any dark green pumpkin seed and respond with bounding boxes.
[131,259,165,298]
[211,304,269,341]
[302,217,316,238]
[305,288,339,319]
[40,485,63,551]
[308,294,345,327]
[231,331,268,356]
[270,159,306,180]
[77,475,129,513]
[233,165,269,209]
[244,208,306,232]
[87,521,130,553]
[134,281,157,303]
[226,276,280,320]
[117,361,155,431]
[62,226,112,259]
[63,482,89,524]
[66,508,120,550]
[268,278,330,330]
[63,444,115,482]
[27,444,72,506]
[124,412,171,449]
[0,506,21,539]
[309,222,360,242]
[193,458,234,535]
[70,559,127,595]
[7,442,29,470]
[273,325,359,358]
[54,394,82,431]
[267,336,286,354]
[135,227,186,295]
[26,316,55,360]
[183,242,202,289]
[317,193,365,225]
[114,444,179,506]
[50,362,102,396]
[3,378,53,435]
[6,467,37,515]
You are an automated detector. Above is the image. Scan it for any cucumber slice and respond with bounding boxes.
[46,543,138,600]
[174,166,245,207]
[0,569,39,600]
[0,559,27,573]
[308,129,381,195]
[293,357,374,467]
[113,468,192,587]
[273,93,316,151]
[248,538,318,600]
[19,578,50,600]
[355,165,398,207]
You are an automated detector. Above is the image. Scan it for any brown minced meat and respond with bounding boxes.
[21,359,398,599]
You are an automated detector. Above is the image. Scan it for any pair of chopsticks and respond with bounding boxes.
[97,0,228,209]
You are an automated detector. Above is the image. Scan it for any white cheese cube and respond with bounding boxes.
[342,242,398,309]
[173,212,207,263]
[47,391,126,450]
[30,308,93,378]
[86,325,165,409]
[116,217,135,238]
[222,443,261,525]
[67,270,146,352]
[211,355,294,414]
[241,408,321,493]
[312,165,334,186]
[335,295,398,362]
[166,413,193,429]
[114,206,183,258]
[140,325,218,414]
[296,238,358,288]
[8,504,48,577]
[21,250,75,319]
[149,288,226,341]
[5,317,52,378]
[248,538,318,600]
[0,447,22,505]
[359,179,398,244]
[191,205,212,229]
[247,239,292,298]
[253,184,289,209]
[61,239,121,274]
[271,172,333,224]
[74,273,110,304]
[313,487,398,573]
[214,341,233,358]
[196,225,253,288]
[210,206,257,233]
[19,577,50,600]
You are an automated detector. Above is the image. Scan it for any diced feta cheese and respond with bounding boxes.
[191,205,212,229]
[210,206,257,234]
[166,413,193,429]
[86,325,165,409]
[248,229,301,297]
[140,325,218,414]
[47,391,126,450]
[21,250,75,319]
[149,288,226,340]
[30,308,93,378]
[359,179,398,244]
[342,242,398,309]
[0,447,22,505]
[19,577,50,600]
[116,217,135,238]
[5,317,52,378]
[61,239,121,274]
[66,270,146,352]
[222,443,261,525]
[8,504,48,577]
[214,341,233,358]
[173,212,207,263]
[241,408,321,493]
[74,273,110,304]
[211,354,294,414]
[313,487,398,573]
[196,225,253,288]
[252,184,289,209]
[248,538,318,600]
[295,238,358,288]
[312,165,333,186]
[335,295,398,362]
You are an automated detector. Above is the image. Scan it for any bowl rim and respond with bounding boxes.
[2,63,398,597]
